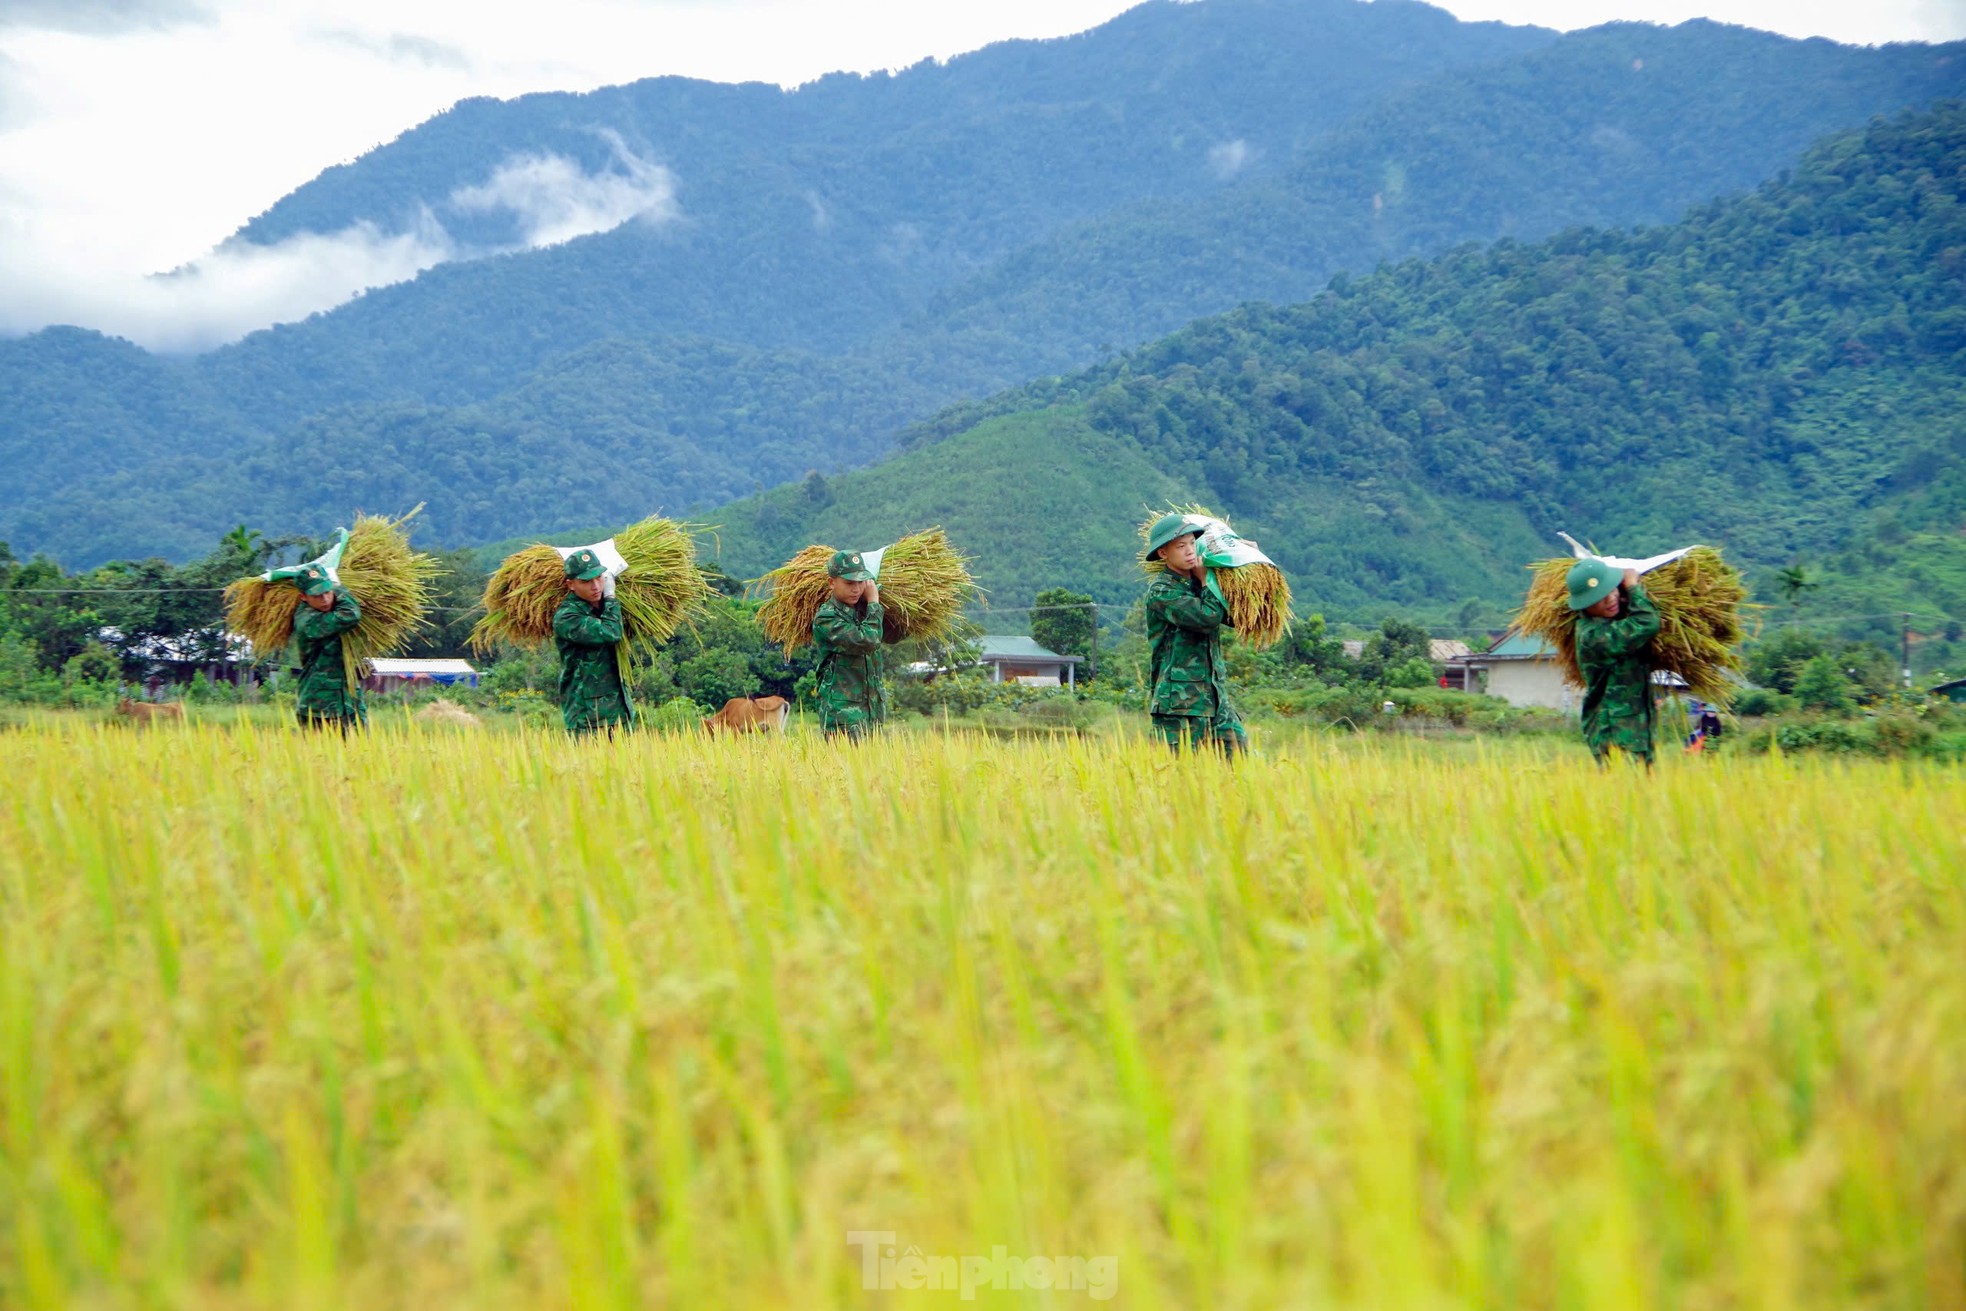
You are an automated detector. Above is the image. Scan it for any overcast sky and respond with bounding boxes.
[2,0,1961,351]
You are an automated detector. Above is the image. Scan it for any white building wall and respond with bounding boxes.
[1482,661,1578,713]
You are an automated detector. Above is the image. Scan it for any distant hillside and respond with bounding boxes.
[696,105,1966,641]
[3,2,1964,567]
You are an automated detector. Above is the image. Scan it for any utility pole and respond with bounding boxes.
[1089,600,1098,683]
[1902,612,1913,690]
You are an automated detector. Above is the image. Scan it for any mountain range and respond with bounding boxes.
[3,0,1964,577]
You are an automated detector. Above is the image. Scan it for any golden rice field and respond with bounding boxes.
[1,718,1961,1310]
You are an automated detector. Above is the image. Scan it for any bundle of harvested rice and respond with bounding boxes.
[1510,544,1751,704]
[414,700,481,729]
[1139,504,1292,648]
[224,509,441,683]
[469,516,713,659]
[754,527,978,654]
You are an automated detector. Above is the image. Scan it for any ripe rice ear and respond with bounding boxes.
[222,576,303,661]
[1509,546,1752,704]
[224,508,439,679]
[338,511,442,679]
[470,518,713,659]
[1138,503,1293,648]
[754,528,978,655]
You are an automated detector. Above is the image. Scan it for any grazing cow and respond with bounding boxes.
[115,698,185,724]
[704,695,790,736]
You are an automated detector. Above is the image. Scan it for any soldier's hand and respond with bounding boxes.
[1622,567,1639,590]
[864,581,879,605]
[601,572,616,600]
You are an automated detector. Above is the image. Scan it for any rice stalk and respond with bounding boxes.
[753,527,978,655]
[1509,546,1753,704]
[470,518,714,660]
[1138,503,1293,648]
[223,509,440,679]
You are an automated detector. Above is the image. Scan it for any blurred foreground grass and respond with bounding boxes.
[1,719,1960,1308]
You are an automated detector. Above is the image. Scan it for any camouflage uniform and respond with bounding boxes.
[292,586,366,731]
[813,596,886,741]
[1145,569,1246,757]
[1576,581,1661,765]
[554,593,634,736]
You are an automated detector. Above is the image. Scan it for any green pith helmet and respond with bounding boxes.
[296,564,335,596]
[564,548,607,581]
[1566,557,1622,612]
[827,549,875,582]
[1143,513,1200,562]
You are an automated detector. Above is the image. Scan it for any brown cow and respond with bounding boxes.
[115,698,186,724]
[703,695,790,736]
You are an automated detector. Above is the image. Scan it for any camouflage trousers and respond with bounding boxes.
[1591,742,1655,769]
[1152,712,1247,759]
[821,708,879,743]
[297,707,365,735]
[1585,715,1654,768]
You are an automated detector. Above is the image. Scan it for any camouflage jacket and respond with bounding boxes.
[1576,581,1662,759]
[554,594,634,734]
[1146,570,1236,719]
[292,588,366,724]
[812,597,886,731]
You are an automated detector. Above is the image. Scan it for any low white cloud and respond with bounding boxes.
[805,189,833,232]
[1208,138,1253,179]
[316,27,471,71]
[449,132,677,247]
[0,142,680,352]
[0,0,211,35]
[0,212,453,352]
[0,50,27,128]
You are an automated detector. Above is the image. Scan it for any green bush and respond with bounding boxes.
[1730,687,1795,717]
[642,696,708,734]
[678,649,759,709]
[494,689,558,726]
[1793,655,1856,713]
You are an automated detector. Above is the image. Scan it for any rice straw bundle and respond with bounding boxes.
[1139,504,1293,648]
[469,517,713,659]
[754,527,978,655]
[224,509,440,682]
[1509,545,1751,704]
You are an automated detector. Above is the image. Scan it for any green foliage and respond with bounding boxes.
[0,632,43,702]
[698,104,1966,645]
[1748,629,1829,694]
[1740,701,1965,759]
[641,697,708,735]
[1731,687,1797,717]
[482,645,556,697]
[1794,654,1857,713]
[5,20,1963,567]
[677,649,758,710]
[1029,587,1097,669]
[1356,618,1434,686]
[62,641,120,688]
[1385,657,1439,690]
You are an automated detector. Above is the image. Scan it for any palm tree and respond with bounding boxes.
[221,523,265,567]
[1776,564,1816,620]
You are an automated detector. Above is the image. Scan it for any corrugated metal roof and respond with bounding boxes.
[368,658,479,675]
[976,636,1080,662]
[1466,634,1556,660]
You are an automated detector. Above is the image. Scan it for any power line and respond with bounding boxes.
[6,585,1961,630]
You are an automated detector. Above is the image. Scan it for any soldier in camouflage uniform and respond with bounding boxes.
[291,563,367,732]
[1142,514,1247,757]
[812,549,886,741]
[554,548,635,736]
[1569,556,1662,767]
